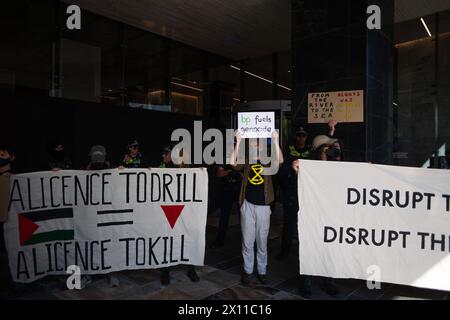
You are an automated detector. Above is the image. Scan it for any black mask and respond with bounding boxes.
[326,147,341,161]
[0,158,11,167]
[52,150,65,161]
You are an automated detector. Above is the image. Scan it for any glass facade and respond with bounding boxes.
[394,10,450,167]
[1,1,291,121]
[2,0,449,168]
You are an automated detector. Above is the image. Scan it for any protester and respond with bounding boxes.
[445,149,450,169]
[231,130,283,286]
[158,144,177,168]
[277,120,337,260]
[276,127,311,260]
[47,141,72,171]
[0,144,15,287]
[0,144,15,176]
[119,140,147,169]
[86,145,110,170]
[213,163,242,248]
[292,132,342,298]
[84,145,120,288]
[157,144,200,285]
[0,144,15,253]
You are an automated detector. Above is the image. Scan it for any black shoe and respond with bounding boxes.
[298,277,312,298]
[321,282,339,297]
[161,270,170,285]
[240,273,253,286]
[257,274,268,285]
[275,252,289,261]
[187,268,200,282]
[298,286,312,299]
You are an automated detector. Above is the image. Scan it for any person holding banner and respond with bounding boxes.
[0,144,15,286]
[277,121,338,260]
[292,134,342,298]
[157,144,200,285]
[46,141,73,171]
[86,145,120,288]
[231,130,283,286]
[445,149,450,169]
[0,144,15,177]
[277,127,311,260]
[118,140,148,169]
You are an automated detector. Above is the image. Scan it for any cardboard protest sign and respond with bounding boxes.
[308,90,364,123]
[4,168,208,283]
[237,112,275,139]
[298,160,450,291]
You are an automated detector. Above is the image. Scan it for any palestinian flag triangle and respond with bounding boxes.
[18,208,74,246]
[160,205,185,229]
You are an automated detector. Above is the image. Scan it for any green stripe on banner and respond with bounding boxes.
[24,230,74,245]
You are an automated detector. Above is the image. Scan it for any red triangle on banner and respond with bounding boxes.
[160,205,185,229]
[18,214,39,245]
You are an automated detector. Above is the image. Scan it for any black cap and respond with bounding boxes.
[295,127,308,136]
[128,140,139,148]
[0,144,14,154]
[162,143,176,154]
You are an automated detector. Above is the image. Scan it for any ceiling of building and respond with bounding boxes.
[62,0,450,60]
[395,0,450,23]
[62,0,291,61]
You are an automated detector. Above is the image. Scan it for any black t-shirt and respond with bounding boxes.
[245,163,266,206]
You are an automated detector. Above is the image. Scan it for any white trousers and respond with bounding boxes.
[240,200,272,275]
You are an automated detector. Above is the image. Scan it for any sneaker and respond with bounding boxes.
[240,273,253,286]
[80,275,92,289]
[161,270,170,285]
[187,268,200,282]
[257,274,268,285]
[108,273,119,288]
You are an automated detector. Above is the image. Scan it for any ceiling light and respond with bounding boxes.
[230,65,292,92]
[420,18,432,38]
[171,81,203,92]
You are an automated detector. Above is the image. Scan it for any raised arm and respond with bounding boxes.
[328,120,338,137]
[272,130,284,166]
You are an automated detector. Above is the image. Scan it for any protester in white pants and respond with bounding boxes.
[240,199,272,277]
[231,130,283,286]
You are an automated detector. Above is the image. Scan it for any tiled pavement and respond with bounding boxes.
[1,203,449,300]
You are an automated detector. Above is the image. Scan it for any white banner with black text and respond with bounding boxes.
[298,160,450,291]
[3,168,208,283]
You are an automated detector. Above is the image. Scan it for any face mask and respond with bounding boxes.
[52,150,65,161]
[0,158,11,167]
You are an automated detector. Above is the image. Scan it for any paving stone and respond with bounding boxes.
[379,284,448,300]
[54,286,108,300]
[119,269,161,285]
[268,290,306,300]
[142,287,194,300]
[172,279,226,299]
[201,269,241,288]
[212,285,272,300]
